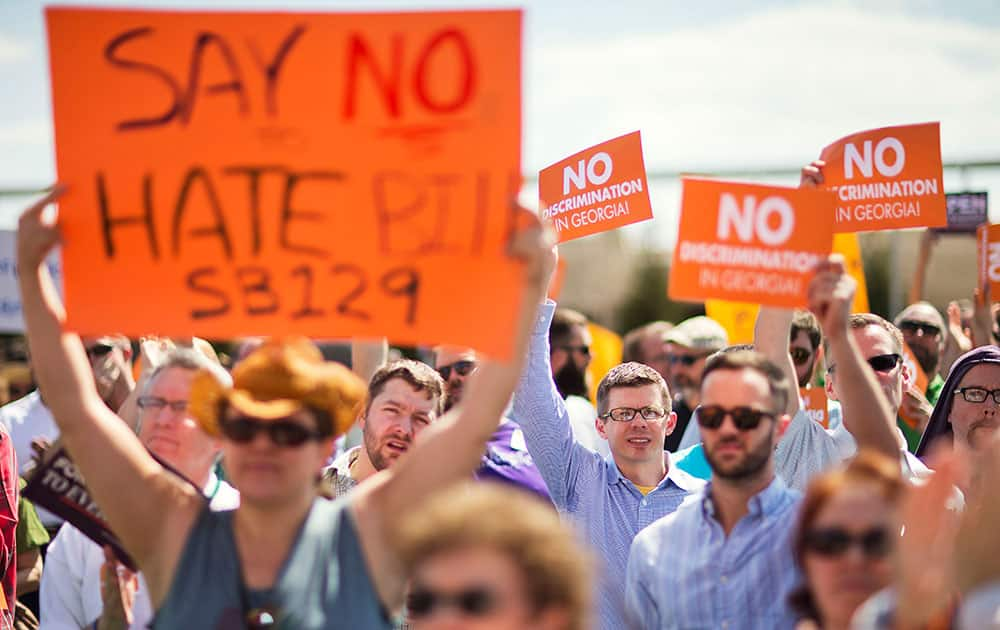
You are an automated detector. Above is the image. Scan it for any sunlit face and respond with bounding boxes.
[82,336,128,404]
[639,334,672,381]
[950,364,1000,451]
[409,545,567,630]
[596,384,675,466]
[826,325,910,413]
[361,378,437,471]
[435,347,478,409]
[220,407,332,507]
[789,330,817,388]
[897,305,944,376]
[803,483,896,629]
[699,368,779,481]
[138,366,219,483]
[667,343,709,400]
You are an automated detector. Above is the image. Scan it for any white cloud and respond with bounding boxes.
[525,3,1000,171]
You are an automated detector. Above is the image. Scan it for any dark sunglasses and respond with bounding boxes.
[804,527,891,559]
[696,405,774,431]
[220,417,323,447]
[669,353,706,367]
[85,343,115,360]
[437,360,477,381]
[867,353,902,373]
[898,320,941,337]
[789,347,812,366]
[407,586,497,619]
[555,344,590,357]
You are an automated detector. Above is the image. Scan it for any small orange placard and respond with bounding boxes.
[669,178,835,308]
[899,342,929,430]
[800,387,829,428]
[47,7,523,358]
[819,122,946,233]
[538,131,653,243]
[977,224,1000,299]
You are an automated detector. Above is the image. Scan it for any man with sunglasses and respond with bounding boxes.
[893,301,947,451]
[790,310,822,388]
[512,289,704,628]
[663,316,729,452]
[41,347,240,630]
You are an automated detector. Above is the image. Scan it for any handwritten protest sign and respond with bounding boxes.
[0,229,62,332]
[977,224,1000,298]
[47,7,523,358]
[24,446,137,569]
[539,131,653,242]
[819,123,945,233]
[800,387,829,429]
[670,178,835,308]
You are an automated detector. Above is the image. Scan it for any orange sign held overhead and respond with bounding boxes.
[800,387,829,429]
[538,131,653,243]
[47,7,524,358]
[977,224,1000,299]
[669,178,836,308]
[820,122,946,233]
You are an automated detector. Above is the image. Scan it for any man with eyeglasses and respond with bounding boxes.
[663,316,729,452]
[892,301,947,451]
[0,336,133,533]
[512,287,704,628]
[41,347,240,630]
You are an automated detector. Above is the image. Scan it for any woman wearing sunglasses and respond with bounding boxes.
[16,189,555,629]
[789,450,904,630]
[395,483,591,630]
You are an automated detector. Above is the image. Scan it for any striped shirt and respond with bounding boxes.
[627,476,802,629]
[512,301,704,630]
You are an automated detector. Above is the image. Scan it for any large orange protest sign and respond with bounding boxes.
[538,131,653,242]
[819,122,946,233]
[47,8,523,358]
[977,224,1000,299]
[670,179,836,308]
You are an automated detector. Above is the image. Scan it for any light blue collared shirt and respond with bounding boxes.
[511,300,704,630]
[627,475,802,629]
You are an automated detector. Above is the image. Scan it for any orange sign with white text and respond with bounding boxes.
[539,131,653,242]
[670,179,836,308]
[977,224,1000,299]
[800,387,829,429]
[819,123,946,233]
[47,8,524,358]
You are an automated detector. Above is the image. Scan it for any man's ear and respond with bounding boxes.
[776,413,792,440]
[664,411,678,436]
[595,416,609,440]
[900,361,914,390]
[825,374,839,402]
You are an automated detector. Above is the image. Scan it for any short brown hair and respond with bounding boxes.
[702,350,791,415]
[366,360,445,416]
[622,321,673,363]
[550,308,589,347]
[394,483,592,630]
[822,313,903,359]
[789,451,904,622]
[596,362,671,417]
[790,310,822,351]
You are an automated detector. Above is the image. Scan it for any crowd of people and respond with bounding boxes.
[0,162,994,630]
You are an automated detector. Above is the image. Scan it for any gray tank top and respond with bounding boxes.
[153,498,390,629]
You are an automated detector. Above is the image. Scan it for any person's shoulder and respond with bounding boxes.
[635,492,703,547]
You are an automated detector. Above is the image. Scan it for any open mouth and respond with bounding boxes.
[626,437,652,446]
[385,440,410,455]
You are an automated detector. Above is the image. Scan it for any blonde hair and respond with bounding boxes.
[394,483,592,630]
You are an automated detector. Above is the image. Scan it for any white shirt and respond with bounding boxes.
[0,391,63,527]
[39,474,239,630]
[564,395,612,460]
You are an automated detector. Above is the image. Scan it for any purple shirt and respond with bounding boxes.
[475,419,552,502]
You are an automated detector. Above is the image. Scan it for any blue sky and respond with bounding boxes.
[2,0,1000,238]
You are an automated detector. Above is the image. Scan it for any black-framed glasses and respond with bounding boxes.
[554,344,590,357]
[696,405,774,431]
[790,347,812,366]
[866,353,902,373]
[803,527,892,559]
[220,417,324,447]
[85,343,115,361]
[437,360,477,381]
[898,320,941,337]
[669,353,706,367]
[954,387,1000,404]
[599,406,667,422]
[137,396,188,413]
[407,586,498,619]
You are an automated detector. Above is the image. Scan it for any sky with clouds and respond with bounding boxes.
[1,0,999,242]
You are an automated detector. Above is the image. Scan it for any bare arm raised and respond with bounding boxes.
[17,189,203,589]
[349,214,556,611]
